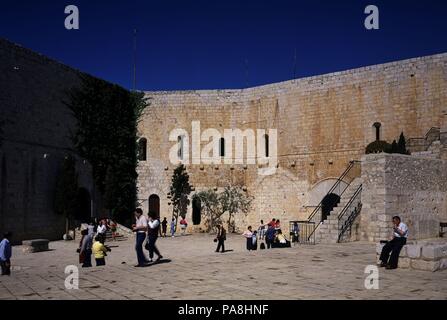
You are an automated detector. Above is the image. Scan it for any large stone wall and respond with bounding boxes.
[0,38,98,243]
[137,53,447,233]
[361,153,447,242]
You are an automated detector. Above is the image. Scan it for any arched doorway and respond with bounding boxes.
[321,193,340,222]
[148,194,160,218]
[192,196,201,225]
[76,188,91,223]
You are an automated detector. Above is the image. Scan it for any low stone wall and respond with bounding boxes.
[376,239,447,272]
[361,153,447,242]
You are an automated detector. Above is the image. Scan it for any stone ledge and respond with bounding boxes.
[376,238,447,272]
[22,239,50,253]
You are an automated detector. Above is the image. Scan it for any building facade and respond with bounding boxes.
[137,52,447,240]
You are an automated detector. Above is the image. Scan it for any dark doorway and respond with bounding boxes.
[149,194,160,218]
[76,188,91,223]
[321,193,340,222]
[192,196,201,225]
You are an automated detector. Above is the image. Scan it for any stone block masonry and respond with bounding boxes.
[138,52,447,235]
[362,153,447,242]
[0,38,99,243]
[376,239,447,272]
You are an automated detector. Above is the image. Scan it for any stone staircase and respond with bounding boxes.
[315,178,363,243]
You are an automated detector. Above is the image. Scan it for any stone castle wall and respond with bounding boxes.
[137,53,447,234]
[0,38,98,243]
[362,153,447,242]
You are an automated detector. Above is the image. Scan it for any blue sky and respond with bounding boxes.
[1,0,446,90]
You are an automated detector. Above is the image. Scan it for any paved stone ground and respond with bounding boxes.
[1,234,446,300]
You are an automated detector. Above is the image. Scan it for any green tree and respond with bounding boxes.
[220,186,253,233]
[390,140,398,154]
[54,155,79,239]
[196,189,222,233]
[170,164,192,228]
[66,75,148,224]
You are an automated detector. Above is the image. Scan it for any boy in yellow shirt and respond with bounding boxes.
[92,236,109,266]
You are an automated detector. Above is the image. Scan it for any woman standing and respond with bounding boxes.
[242,226,254,251]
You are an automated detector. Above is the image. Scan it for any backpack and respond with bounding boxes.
[260,242,266,250]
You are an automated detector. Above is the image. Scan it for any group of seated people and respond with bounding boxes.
[243,219,292,250]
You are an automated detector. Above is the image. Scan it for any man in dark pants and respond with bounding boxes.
[215,225,226,253]
[133,208,148,267]
[147,212,163,262]
[265,224,276,249]
[379,216,408,270]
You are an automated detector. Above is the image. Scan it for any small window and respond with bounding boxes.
[220,138,225,157]
[265,134,269,157]
[178,136,184,160]
[138,138,147,161]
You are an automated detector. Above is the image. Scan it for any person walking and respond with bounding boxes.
[92,235,109,266]
[215,225,226,253]
[79,229,93,268]
[0,232,12,276]
[170,218,176,238]
[243,226,254,251]
[161,217,168,237]
[378,216,408,270]
[147,211,163,263]
[133,208,149,267]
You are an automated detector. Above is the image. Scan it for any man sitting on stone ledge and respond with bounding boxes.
[378,216,408,270]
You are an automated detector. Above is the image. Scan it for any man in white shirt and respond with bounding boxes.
[96,220,107,243]
[378,216,408,270]
[147,211,163,262]
[133,208,148,267]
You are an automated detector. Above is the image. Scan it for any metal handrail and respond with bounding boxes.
[338,203,362,243]
[307,160,360,222]
[306,160,361,241]
[337,184,362,220]
[337,186,363,243]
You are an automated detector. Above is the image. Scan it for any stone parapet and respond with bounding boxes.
[376,239,447,272]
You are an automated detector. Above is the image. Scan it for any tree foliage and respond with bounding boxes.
[195,189,222,233]
[220,186,253,233]
[170,164,192,224]
[54,155,79,236]
[196,186,253,233]
[66,74,148,223]
[365,132,410,155]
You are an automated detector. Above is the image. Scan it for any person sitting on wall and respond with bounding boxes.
[378,216,408,270]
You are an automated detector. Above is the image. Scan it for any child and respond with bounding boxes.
[252,231,258,250]
[170,218,176,237]
[180,218,188,235]
[0,232,12,276]
[92,235,109,266]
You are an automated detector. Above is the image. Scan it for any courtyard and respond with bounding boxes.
[1,234,446,300]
